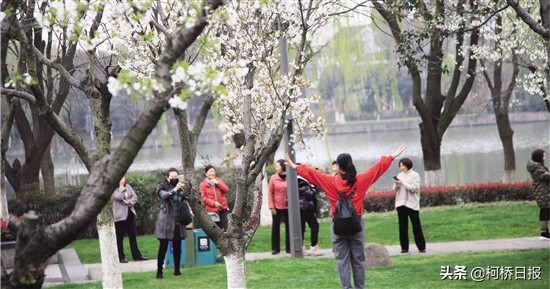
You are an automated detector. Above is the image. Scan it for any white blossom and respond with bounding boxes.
[168,96,188,110]
[107,77,123,96]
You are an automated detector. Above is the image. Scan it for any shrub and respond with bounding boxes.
[6,187,97,239]
[364,181,533,212]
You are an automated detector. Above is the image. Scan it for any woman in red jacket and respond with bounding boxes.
[285,144,406,289]
[268,159,290,255]
[199,165,230,230]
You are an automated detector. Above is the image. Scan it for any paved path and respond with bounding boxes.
[42,237,549,287]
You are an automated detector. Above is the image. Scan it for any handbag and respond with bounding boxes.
[179,200,193,226]
[208,212,220,222]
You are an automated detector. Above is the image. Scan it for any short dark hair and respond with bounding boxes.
[532,149,545,163]
[166,167,179,177]
[205,164,215,173]
[399,158,413,170]
[276,159,286,172]
[332,160,337,165]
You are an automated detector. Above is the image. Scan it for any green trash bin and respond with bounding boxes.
[194,229,217,265]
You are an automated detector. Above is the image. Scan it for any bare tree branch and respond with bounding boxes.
[328,0,370,17]
[150,18,174,40]
[34,47,83,89]
[1,88,37,103]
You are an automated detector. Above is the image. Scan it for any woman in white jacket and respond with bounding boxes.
[393,158,426,253]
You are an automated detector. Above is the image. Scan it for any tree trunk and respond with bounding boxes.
[96,203,123,289]
[494,101,516,183]
[496,109,516,182]
[4,212,50,289]
[16,178,40,198]
[224,252,247,289]
[419,123,443,186]
[41,145,55,196]
[0,183,8,221]
[260,166,272,226]
[488,25,517,183]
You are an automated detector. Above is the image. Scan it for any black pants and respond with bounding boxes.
[397,206,426,251]
[114,210,142,260]
[157,224,182,273]
[300,211,319,247]
[216,210,229,231]
[272,209,290,253]
[540,208,550,221]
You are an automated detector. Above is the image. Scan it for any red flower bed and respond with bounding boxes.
[364,181,533,212]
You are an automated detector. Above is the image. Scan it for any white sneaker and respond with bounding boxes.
[309,245,322,256]
[303,246,311,256]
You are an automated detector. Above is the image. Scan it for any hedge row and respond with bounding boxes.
[364,181,533,212]
[4,175,533,241]
[4,168,240,240]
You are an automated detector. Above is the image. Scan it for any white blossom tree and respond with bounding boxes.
[0,1,224,289]
[172,1,337,287]
[506,0,549,111]
[471,0,547,182]
[370,0,489,185]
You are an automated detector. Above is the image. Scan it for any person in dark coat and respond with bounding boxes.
[527,149,550,240]
[112,176,148,263]
[298,175,321,256]
[154,168,188,279]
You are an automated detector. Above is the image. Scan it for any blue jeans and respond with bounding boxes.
[331,218,365,289]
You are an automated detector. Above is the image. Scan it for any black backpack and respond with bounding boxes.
[333,191,362,235]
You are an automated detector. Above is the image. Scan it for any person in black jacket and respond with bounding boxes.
[298,175,321,256]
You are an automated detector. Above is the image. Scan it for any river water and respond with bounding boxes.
[47,121,549,190]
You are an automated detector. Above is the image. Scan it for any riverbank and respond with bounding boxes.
[324,111,549,135]
[194,111,549,142]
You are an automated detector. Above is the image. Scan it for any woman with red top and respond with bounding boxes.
[199,164,230,231]
[285,144,406,289]
[268,159,290,255]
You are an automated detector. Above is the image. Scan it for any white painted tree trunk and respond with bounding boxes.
[97,204,123,289]
[503,170,515,183]
[0,187,9,220]
[260,166,272,227]
[225,253,247,289]
[424,169,444,186]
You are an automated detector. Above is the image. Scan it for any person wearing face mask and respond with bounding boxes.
[199,164,231,231]
[154,167,187,279]
[111,176,149,263]
[268,159,290,255]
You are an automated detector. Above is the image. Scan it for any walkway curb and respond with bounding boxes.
[42,237,549,286]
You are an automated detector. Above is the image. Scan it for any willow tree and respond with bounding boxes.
[317,18,404,120]
[0,0,224,288]
[372,0,486,185]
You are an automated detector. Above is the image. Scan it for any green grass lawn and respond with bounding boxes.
[67,201,541,264]
[49,249,550,289]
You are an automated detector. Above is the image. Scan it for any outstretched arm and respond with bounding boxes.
[391,144,407,159]
[284,153,297,170]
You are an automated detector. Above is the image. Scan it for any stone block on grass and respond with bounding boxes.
[364,243,393,268]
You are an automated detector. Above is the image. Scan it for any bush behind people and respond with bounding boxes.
[5,175,532,240]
